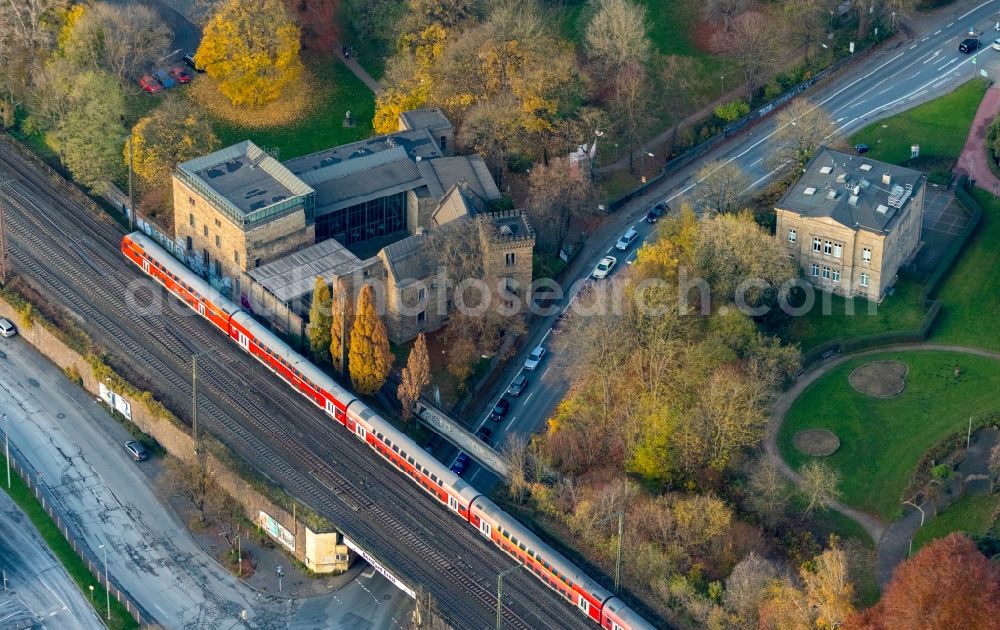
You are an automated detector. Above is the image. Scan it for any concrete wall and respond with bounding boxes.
[0,297,349,574]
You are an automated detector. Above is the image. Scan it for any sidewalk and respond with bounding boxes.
[955,86,1000,193]
[332,41,382,94]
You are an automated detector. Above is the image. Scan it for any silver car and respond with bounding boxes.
[0,317,16,338]
[524,346,546,371]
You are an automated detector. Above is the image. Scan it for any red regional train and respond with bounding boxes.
[122,232,658,630]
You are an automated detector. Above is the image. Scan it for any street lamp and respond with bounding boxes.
[496,564,522,630]
[119,134,135,233]
[590,130,604,182]
[596,511,625,594]
[98,544,110,621]
[640,152,654,179]
[720,75,725,97]
[3,413,9,489]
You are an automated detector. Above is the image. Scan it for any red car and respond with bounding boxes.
[168,66,191,84]
[138,75,162,94]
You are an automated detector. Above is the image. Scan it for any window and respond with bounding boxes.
[812,237,822,252]
[417,311,425,323]
[506,252,516,267]
[417,287,425,302]
[203,225,208,237]
[833,243,842,258]
[215,234,221,247]
[440,135,447,151]
[832,269,841,283]
[822,266,831,279]
[189,213,195,227]
[215,218,221,227]
[862,247,872,263]
[788,229,797,243]
[186,236,193,251]
[860,273,869,287]
[234,250,240,264]
[255,258,261,268]
[810,263,819,277]
[823,240,833,255]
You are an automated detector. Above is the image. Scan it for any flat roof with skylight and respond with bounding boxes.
[777,147,925,233]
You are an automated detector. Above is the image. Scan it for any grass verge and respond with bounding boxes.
[778,351,1000,520]
[911,493,999,552]
[849,78,987,165]
[0,452,138,629]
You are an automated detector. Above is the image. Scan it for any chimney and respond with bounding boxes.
[882,172,892,185]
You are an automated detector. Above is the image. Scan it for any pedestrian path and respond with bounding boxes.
[955,86,1000,194]
[765,343,1000,585]
[333,41,383,94]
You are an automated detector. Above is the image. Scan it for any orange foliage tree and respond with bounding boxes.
[848,533,1000,630]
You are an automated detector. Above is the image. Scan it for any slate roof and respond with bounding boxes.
[380,234,436,285]
[247,238,366,303]
[777,147,925,233]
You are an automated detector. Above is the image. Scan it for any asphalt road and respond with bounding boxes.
[0,335,413,630]
[457,0,1000,487]
[0,492,105,630]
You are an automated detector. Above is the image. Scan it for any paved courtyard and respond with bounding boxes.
[914,183,971,275]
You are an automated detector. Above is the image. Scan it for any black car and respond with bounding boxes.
[855,143,869,155]
[491,397,512,419]
[476,426,493,443]
[646,202,668,223]
[506,374,528,397]
[959,38,979,53]
[182,52,205,72]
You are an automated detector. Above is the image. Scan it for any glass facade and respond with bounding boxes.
[316,192,407,245]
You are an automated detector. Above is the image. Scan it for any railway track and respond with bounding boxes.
[0,140,587,630]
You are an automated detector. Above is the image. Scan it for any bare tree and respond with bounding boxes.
[584,0,652,74]
[62,3,172,86]
[526,156,596,253]
[610,60,654,174]
[458,97,522,189]
[748,459,792,526]
[658,55,703,152]
[719,11,779,100]
[782,0,835,64]
[696,159,750,214]
[0,0,65,64]
[502,433,531,503]
[724,552,781,628]
[161,456,223,527]
[799,460,841,515]
[703,0,752,30]
[768,98,840,174]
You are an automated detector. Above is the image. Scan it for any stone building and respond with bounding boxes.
[171,109,535,344]
[775,148,925,300]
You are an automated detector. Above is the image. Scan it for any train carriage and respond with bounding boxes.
[121,231,659,630]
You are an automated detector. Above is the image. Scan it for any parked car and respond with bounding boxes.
[182,52,204,72]
[124,440,149,462]
[855,143,869,155]
[169,66,191,84]
[154,69,176,89]
[524,346,546,371]
[476,426,493,443]
[0,317,16,338]
[615,227,639,251]
[646,202,667,223]
[993,38,1000,51]
[450,452,470,475]
[592,255,617,279]
[490,397,511,420]
[959,37,979,53]
[506,374,528,397]
[138,75,162,94]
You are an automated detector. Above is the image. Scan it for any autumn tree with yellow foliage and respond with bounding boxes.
[127,97,220,190]
[308,277,332,364]
[329,278,352,376]
[348,285,394,396]
[195,0,303,107]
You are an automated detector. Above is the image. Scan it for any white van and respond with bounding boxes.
[615,227,639,251]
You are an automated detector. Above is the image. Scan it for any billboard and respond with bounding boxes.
[98,383,132,421]
[259,511,295,551]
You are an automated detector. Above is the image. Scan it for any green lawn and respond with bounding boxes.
[912,493,999,552]
[778,351,1000,520]
[931,189,1000,351]
[789,273,928,351]
[849,78,988,165]
[210,60,375,161]
[0,453,138,629]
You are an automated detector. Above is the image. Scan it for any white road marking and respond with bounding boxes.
[540,365,552,381]
[947,22,954,27]
[908,72,920,79]
[937,58,959,71]
[959,0,993,20]
[910,44,917,49]
[154,604,168,616]
[934,29,942,35]
[523,392,533,404]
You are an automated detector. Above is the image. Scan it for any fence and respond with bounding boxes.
[920,178,985,303]
[0,429,145,625]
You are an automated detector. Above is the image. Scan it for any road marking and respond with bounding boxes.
[504,413,518,432]
[523,392,533,403]
[908,72,920,79]
[540,365,551,381]
[744,165,785,192]
[937,58,959,71]
[910,44,917,49]
[947,22,954,27]
[931,78,950,89]
[960,0,993,19]
[934,29,942,35]
[154,604,168,616]
[747,157,763,168]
